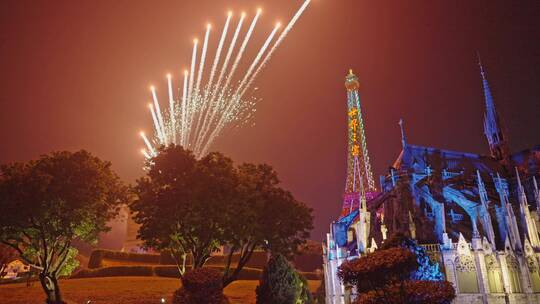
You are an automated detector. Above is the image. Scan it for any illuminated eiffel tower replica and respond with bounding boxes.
[342,69,377,216]
[323,70,379,303]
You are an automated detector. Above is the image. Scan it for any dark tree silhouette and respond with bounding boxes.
[0,150,127,304]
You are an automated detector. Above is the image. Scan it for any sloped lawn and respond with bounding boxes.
[0,277,320,304]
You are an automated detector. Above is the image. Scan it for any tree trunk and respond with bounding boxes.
[39,273,65,304]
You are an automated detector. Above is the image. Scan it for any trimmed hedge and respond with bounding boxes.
[71,265,265,280]
[73,265,154,278]
[88,249,161,269]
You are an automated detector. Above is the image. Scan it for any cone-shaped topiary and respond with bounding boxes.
[256,254,313,304]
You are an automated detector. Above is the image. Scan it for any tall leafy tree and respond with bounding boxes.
[0,151,126,304]
[133,146,238,274]
[132,146,313,286]
[223,163,313,286]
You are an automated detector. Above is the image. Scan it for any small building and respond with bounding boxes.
[1,259,30,280]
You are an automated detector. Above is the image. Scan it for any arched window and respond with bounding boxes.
[484,255,504,293]
[455,255,479,293]
[506,255,522,293]
[527,257,540,293]
[347,227,356,243]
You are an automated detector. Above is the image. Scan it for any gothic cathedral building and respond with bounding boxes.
[323,64,540,304]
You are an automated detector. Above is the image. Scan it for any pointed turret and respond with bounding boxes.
[478,56,509,160]
[533,176,540,219]
[476,170,496,247]
[515,168,540,248]
[494,173,522,250]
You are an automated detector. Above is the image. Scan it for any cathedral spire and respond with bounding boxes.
[478,55,508,159]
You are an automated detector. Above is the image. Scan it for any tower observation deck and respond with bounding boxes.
[342,69,377,215]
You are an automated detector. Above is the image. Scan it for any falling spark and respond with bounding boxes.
[167,74,176,145]
[141,149,151,159]
[140,131,156,157]
[195,24,211,94]
[138,1,311,159]
[151,86,167,145]
[148,103,164,144]
[180,70,188,146]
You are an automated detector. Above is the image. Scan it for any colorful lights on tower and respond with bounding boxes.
[342,69,377,215]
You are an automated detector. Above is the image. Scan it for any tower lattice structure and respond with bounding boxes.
[342,69,376,215]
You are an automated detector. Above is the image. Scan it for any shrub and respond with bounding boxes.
[338,247,417,293]
[356,280,455,304]
[381,233,444,281]
[256,254,313,304]
[172,268,229,304]
[338,235,455,304]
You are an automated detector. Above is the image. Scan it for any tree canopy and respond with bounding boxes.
[131,146,313,286]
[0,150,127,304]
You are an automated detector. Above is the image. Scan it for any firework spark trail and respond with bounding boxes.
[151,86,167,145]
[140,131,156,156]
[212,12,249,100]
[167,74,176,145]
[204,12,232,102]
[240,0,311,99]
[141,149,152,159]
[214,10,260,107]
[193,21,221,147]
[185,39,198,147]
[198,23,280,156]
[195,24,211,94]
[235,23,280,96]
[180,70,188,146]
[195,11,258,153]
[149,103,164,144]
[193,12,248,152]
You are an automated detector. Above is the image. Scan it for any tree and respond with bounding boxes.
[222,163,313,286]
[338,234,455,304]
[132,146,313,287]
[133,147,238,276]
[256,254,313,304]
[0,151,126,304]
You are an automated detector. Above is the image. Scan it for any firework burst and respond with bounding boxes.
[139,0,311,159]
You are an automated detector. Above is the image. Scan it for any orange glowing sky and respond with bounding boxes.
[1,0,539,241]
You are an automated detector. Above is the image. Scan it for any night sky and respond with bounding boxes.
[1,0,539,242]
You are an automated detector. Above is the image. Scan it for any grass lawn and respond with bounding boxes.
[0,277,321,304]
